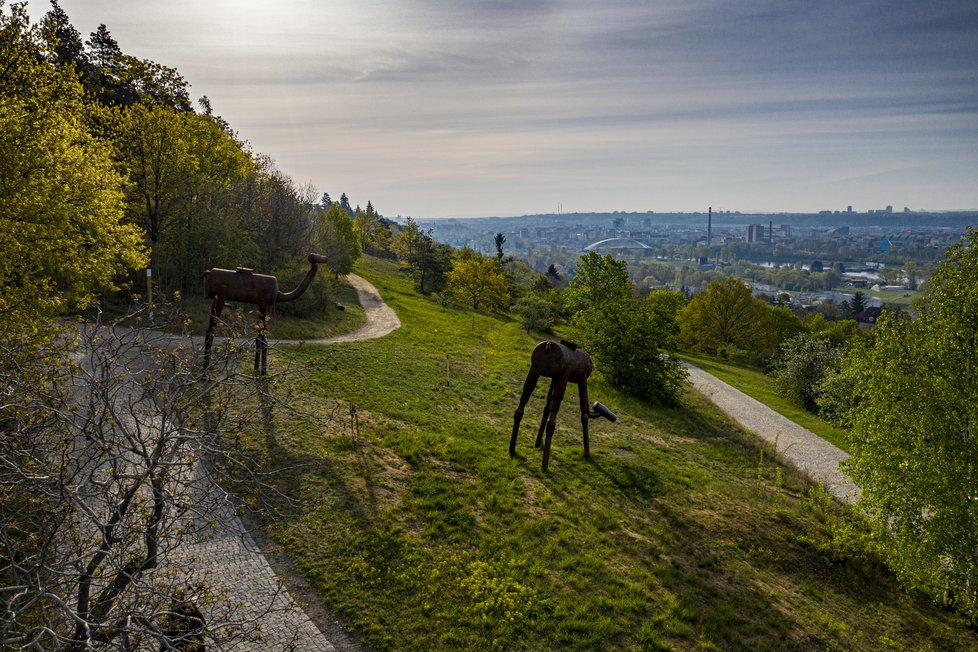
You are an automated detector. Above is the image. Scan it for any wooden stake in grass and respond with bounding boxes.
[350,401,360,445]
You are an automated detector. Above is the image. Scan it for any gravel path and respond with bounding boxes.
[268,273,400,346]
[684,362,860,504]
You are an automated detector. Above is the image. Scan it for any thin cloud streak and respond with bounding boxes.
[38,0,978,215]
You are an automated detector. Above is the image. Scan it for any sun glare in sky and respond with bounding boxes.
[35,0,978,217]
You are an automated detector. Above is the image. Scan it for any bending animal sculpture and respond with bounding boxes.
[509,340,616,471]
[203,253,328,373]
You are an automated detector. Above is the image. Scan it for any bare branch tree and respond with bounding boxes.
[0,306,330,650]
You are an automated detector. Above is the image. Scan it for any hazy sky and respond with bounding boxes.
[31,1,978,217]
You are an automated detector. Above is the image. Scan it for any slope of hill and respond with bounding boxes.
[235,255,976,651]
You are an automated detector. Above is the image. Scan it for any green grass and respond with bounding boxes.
[869,288,923,308]
[230,255,977,651]
[678,353,851,453]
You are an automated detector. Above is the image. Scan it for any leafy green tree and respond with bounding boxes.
[571,253,686,405]
[162,111,257,292]
[0,4,145,347]
[112,103,196,275]
[841,228,978,615]
[447,257,510,331]
[904,259,919,291]
[805,313,860,348]
[678,277,775,361]
[394,218,451,294]
[494,232,507,260]
[314,204,361,278]
[512,295,556,333]
[772,334,840,411]
[566,251,631,311]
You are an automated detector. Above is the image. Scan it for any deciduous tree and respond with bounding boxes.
[678,277,774,361]
[447,257,510,331]
[772,334,840,411]
[570,253,686,405]
[840,228,978,614]
[314,204,362,278]
[394,218,452,294]
[0,4,145,352]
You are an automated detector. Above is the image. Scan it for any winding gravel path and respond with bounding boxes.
[684,362,860,505]
[267,273,401,346]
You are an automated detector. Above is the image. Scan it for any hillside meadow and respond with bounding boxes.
[229,256,977,650]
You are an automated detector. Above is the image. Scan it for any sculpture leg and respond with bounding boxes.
[255,310,268,375]
[510,370,540,456]
[541,374,569,471]
[578,380,591,459]
[203,290,225,373]
[535,381,555,448]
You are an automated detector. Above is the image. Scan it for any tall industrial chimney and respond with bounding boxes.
[708,206,712,248]
[769,220,773,245]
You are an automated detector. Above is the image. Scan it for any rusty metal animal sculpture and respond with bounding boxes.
[203,253,328,373]
[509,340,616,471]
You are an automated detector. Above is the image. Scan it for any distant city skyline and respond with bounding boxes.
[30,1,978,218]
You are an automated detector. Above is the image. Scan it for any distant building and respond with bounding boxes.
[847,205,853,213]
[854,306,884,329]
[885,205,893,214]
[746,224,765,243]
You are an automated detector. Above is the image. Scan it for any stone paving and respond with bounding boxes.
[168,272,404,650]
[684,362,861,504]
[174,477,336,651]
[129,272,402,650]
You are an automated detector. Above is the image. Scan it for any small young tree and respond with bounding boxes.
[512,295,556,333]
[447,257,510,331]
[771,334,840,412]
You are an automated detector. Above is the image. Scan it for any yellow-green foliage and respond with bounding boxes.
[0,6,146,334]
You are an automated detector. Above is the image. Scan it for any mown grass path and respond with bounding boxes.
[684,362,860,504]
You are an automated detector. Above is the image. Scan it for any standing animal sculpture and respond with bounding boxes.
[509,340,617,471]
[203,253,328,373]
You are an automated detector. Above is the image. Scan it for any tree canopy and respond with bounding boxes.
[447,257,510,330]
[678,277,774,361]
[841,228,978,615]
[570,253,687,405]
[0,3,145,349]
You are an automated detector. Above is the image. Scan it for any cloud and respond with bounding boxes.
[41,0,978,214]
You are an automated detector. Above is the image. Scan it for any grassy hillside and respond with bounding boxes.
[236,256,976,651]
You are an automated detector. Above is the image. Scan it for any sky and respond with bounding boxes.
[28,0,978,218]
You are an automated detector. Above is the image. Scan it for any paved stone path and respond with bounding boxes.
[174,475,336,651]
[684,362,860,504]
[179,273,399,650]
